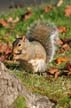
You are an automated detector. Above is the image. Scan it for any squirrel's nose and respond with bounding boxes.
[13,49,22,55]
[17,50,22,55]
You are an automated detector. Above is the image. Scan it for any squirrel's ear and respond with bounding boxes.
[22,36,26,41]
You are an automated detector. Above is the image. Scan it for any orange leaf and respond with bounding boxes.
[64,5,71,16]
[56,57,68,64]
[0,19,8,27]
[58,26,67,33]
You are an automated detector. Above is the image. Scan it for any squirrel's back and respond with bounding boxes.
[26,20,58,62]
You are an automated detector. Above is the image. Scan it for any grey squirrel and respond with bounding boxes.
[13,20,59,73]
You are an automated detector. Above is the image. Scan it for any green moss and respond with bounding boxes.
[13,96,27,108]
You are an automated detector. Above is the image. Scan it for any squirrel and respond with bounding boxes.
[12,20,59,73]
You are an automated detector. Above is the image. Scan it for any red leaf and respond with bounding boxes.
[0,56,6,62]
[0,43,12,62]
[5,47,12,55]
[64,5,71,16]
[0,43,8,53]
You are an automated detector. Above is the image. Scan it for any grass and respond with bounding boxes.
[12,96,27,108]
[0,2,71,108]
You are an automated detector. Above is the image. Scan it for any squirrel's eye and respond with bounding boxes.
[18,44,21,46]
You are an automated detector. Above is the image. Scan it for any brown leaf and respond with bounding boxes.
[67,93,71,97]
[57,48,65,54]
[66,63,71,71]
[56,38,64,46]
[21,11,32,21]
[64,5,71,16]
[48,67,60,78]
[48,67,59,74]
[44,5,53,13]
[57,26,67,33]
[54,71,60,79]
[62,44,70,51]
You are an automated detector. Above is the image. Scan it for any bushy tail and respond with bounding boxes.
[26,20,59,63]
[49,29,58,62]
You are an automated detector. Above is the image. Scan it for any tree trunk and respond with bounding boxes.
[0,62,54,108]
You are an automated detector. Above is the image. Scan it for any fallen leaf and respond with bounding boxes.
[8,17,19,23]
[7,17,13,23]
[58,26,67,33]
[21,11,32,20]
[0,56,6,62]
[48,67,60,78]
[63,38,71,46]
[56,0,64,7]
[62,44,70,51]
[54,71,60,79]
[0,43,12,61]
[56,57,68,64]
[56,38,64,46]
[57,48,65,53]
[66,63,71,71]
[48,67,59,74]
[64,5,71,16]
[67,93,71,97]
[44,5,53,13]
[0,19,8,27]
[0,43,8,53]
[5,47,12,55]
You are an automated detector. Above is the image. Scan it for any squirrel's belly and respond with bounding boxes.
[28,59,47,73]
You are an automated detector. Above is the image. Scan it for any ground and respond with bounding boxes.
[0,1,71,108]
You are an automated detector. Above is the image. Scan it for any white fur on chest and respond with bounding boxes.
[28,59,47,73]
